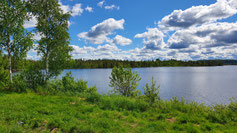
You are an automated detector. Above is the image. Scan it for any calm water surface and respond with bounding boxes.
[60,66,237,105]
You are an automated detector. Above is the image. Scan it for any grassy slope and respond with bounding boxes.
[0,93,236,133]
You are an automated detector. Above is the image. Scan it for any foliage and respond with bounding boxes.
[10,74,27,92]
[12,58,232,70]
[0,93,236,132]
[228,97,237,112]
[9,62,45,92]
[8,71,97,96]
[64,59,227,69]
[21,69,46,91]
[31,72,98,96]
[0,0,33,82]
[27,0,72,81]
[0,67,8,90]
[109,66,141,97]
[0,53,8,90]
[143,77,161,105]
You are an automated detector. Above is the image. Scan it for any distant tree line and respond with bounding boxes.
[1,52,237,72]
[11,58,235,70]
[64,59,229,69]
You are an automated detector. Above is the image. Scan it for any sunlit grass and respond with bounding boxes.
[0,92,236,132]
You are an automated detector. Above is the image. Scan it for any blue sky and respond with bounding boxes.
[25,0,237,60]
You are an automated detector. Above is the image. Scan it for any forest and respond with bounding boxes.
[64,59,230,69]
[1,53,235,72]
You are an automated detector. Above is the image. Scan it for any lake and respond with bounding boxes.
[60,66,237,105]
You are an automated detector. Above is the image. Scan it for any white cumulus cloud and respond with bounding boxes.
[113,35,132,46]
[59,1,71,14]
[78,18,125,44]
[71,4,84,16]
[167,22,237,49]
[135,28,165,50]
[158,0,237,31]
[85,6,93,13]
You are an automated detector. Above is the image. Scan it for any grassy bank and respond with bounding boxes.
[0,93,236,133]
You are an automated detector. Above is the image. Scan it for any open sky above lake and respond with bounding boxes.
[25,0,237,61]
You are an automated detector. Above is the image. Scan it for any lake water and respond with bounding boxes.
[60,66,237,105]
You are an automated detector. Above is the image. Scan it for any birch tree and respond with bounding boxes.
[0,0,33,83]
[27,0,72,81]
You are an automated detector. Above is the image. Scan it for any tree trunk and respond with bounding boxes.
[7,38,12,83]
[45,52,49,81]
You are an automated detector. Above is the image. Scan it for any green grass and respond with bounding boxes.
[0,93,236,133]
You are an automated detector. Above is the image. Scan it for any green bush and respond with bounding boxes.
[143,77,160,105]
[228,98,237,112]
[10,74,27,92]
[0,66,9,90]
[0,52,9,90]
[9,70,45,93]
[8,63,45,92]
[61,72,97,94]
[8,71,98,96]
[85,93,101,103]
[109,66,141,97]
[45,72,98,95]
[21,69,46,91]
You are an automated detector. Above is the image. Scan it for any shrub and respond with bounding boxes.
[11,74,27,92]
[228,97,237,112]
[109,66,141,97]
[9,70,45,93]
[0,66,9,90]
[62,72,83,92]
[143,77,160,105]
[0,53,9,90]
[8,71,98,96]
[61,72,97,94]
[85,93,101,103]
[9,63,45,92]
[21,69,45,91]
[46,72,98,95]
[45,79,64,95]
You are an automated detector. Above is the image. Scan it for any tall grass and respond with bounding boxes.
[0,92,236,132]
